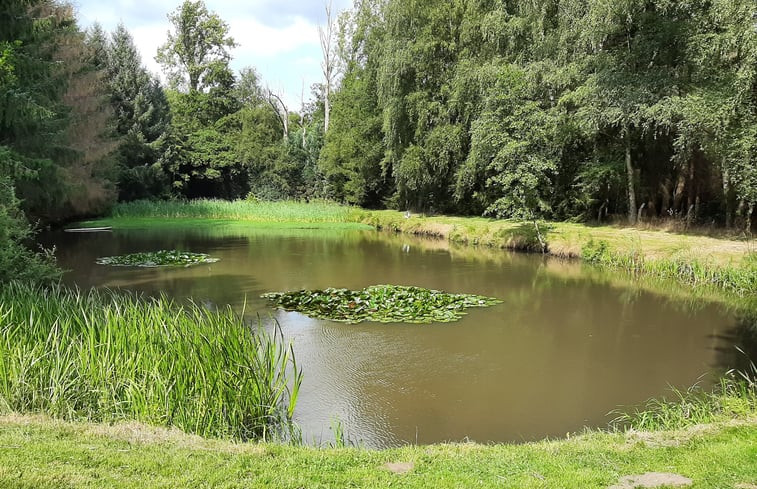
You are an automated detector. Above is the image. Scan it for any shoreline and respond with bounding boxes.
[82,200,756,299]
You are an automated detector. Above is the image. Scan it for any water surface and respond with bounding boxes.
[46,225,746,448]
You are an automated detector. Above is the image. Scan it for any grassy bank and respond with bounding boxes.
[0,283,301,441]
[355,210,756,297]
[1,413,756,488]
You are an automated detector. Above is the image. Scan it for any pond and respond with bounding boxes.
[44,224,752,448]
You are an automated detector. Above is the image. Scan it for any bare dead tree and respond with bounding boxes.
[319,0,336,133]
[300,78,307,148]
[266,88,289,140]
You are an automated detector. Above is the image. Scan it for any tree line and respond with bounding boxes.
[1,0,329,231]
[1,0,755,249]
[323,0,756,230]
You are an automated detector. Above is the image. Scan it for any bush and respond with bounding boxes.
[0,177,60,284]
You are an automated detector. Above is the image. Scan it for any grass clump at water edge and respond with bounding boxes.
[581,239,757,297]
[0,282,302,441]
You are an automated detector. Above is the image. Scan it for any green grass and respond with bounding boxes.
[1,362,755,487]
[0,413,756,488]
[0,282,301,441]
[108,199,363,223]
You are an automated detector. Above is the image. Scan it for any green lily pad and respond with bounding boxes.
[96,250,220,268]
[262,285,502,324]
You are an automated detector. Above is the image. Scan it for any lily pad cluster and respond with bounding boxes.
[262,285,502,324]
[96,250,220,268]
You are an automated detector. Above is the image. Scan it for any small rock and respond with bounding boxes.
[384,462,414,474]
[608,472,693,489]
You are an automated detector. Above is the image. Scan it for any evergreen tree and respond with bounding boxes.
[93,23,171,201]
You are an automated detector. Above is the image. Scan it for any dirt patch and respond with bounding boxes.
[0,414,264,455]
[608,472,692,489]
[384,462,414,474]
[86,421,265,455]
[735,484,757,489]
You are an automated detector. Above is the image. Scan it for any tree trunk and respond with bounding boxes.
[320,0,335,133]
[723,169,732,229]
[624,124,637,225]
[637,203,646,224]
[598,200,608,224]
[325,84,331,132]
[687,158,695,214]
[533,218,547,254]
[746,202,754,236]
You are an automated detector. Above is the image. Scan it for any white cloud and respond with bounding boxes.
[231,16,318,58]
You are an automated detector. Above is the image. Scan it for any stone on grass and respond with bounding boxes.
[608,472,693,489]
[384,462,414,474]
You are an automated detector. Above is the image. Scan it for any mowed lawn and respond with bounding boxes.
[0,415,756,489]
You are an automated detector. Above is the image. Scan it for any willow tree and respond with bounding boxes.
[378,0,467,212]
[325,0,756,228]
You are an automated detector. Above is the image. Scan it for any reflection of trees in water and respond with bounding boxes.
[714,313,757,377]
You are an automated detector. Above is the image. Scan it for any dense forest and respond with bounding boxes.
[324,0,756,229]
[1,0,755,261]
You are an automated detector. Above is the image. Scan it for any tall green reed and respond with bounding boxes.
[111,199,357,223]
[0,282,301,441]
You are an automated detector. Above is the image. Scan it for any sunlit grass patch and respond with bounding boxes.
[263,285,502,324]
[110,199,359,223]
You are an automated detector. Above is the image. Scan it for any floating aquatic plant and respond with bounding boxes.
[263,285,502,324]
[96,250,219,268]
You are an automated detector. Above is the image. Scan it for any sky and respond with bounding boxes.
[73,0,352,109]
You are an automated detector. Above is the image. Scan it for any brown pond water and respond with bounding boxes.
[44,224,752,448]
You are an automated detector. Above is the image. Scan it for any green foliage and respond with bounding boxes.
[581,239,757,297]
[0,282,301,440]
[323,0,757,229]
[96,250,219,268]
[156,0,236,94]
[263,285,502,324]
[0,176,59,284]
[1,1,118,223]
[320,1,390,208]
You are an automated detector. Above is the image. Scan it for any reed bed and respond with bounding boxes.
[0,283,301,441]
[111,199,357,223]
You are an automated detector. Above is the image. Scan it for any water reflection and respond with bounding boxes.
[43,225,748,448]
